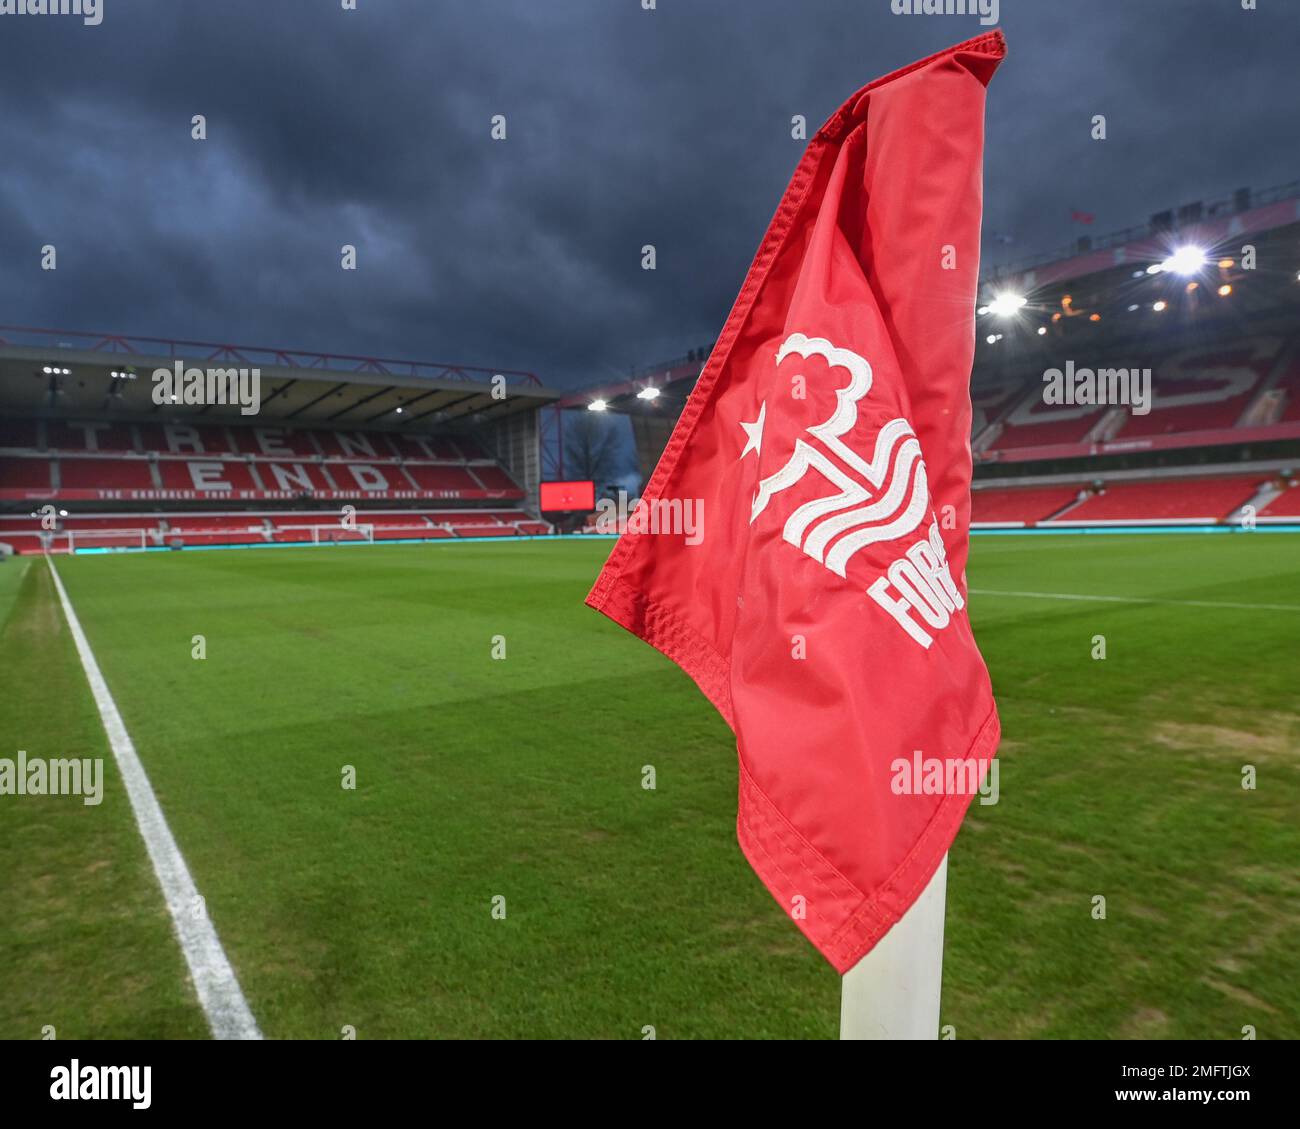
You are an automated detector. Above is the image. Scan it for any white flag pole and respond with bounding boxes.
[839,853,948,1040]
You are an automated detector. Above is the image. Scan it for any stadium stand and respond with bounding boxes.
[948,182,1300,531]
[972,334,1292,456]
[969,471,1287,527]
[59,457,156,491]
[1257,481,1300,520]
[1043,474,1265,524]
[970,483,1087,525]
[47,419,136,452]
[0,457,53,490]
[1275,351,1300,422]
[0,416,531,501]
[0,335,558,552]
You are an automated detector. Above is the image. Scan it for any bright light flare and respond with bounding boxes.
[988,293,1027,318]
[1159,245,1208,277]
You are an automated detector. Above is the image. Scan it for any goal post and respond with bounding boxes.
[66,528,150,553]
[309,523,374,546]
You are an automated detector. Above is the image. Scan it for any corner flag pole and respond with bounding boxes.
[839,853,948,1040]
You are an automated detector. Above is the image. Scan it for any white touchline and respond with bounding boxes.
[969,588,1300,613]
[44,556,262,1041]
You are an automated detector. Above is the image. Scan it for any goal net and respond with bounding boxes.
[308,523,375,546]
[66,528,150,553]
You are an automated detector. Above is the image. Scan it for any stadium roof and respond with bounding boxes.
[983,178,1300,289]
[973,213,1300,380]
[555,354,704,416]
[0,325,562,429]
[565,178,1300,413]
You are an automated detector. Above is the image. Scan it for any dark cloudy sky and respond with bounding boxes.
[0,0,1295,389]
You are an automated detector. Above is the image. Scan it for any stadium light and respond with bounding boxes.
[1036,326,1047,336]
[1153,300,1168,312]
[588,399,608,411]
[637,386,660,400]
[1218,284,1233,297]
[988,293,1027,317]
[1159,245,1208,276]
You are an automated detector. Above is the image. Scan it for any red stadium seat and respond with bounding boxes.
[1257,482,1300,518]
[0,457,54,490]
[403,465,485,492]
[59,458,154,490]
[1115,340,1278,438]
[1054,475,1262,522]
[470,464,520,491]
[156,460,259,492]
[47,420,136,453]
[971,485,1086,524]
[231,427,321,458]
[137,422,239,456]
[313,430,400,460]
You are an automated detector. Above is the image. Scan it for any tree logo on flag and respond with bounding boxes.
[744,333,930,579]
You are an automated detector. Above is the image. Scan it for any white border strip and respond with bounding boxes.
[44,555,262,1040]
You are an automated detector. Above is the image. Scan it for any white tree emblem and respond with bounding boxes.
[743,333,930,579]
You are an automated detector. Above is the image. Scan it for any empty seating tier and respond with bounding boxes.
[0,417,525,502]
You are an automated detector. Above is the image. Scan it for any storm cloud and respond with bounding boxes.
[0,0,1294,388]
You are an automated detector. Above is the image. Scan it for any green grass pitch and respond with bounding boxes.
[0,534,1296,1039]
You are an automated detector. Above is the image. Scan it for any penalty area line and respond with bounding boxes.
[969,588,1300,613]
[44,555,262,1040]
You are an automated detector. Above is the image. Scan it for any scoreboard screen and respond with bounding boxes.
[539,480,595,512]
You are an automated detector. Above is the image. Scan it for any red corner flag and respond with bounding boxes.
[587,32,1005,973]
